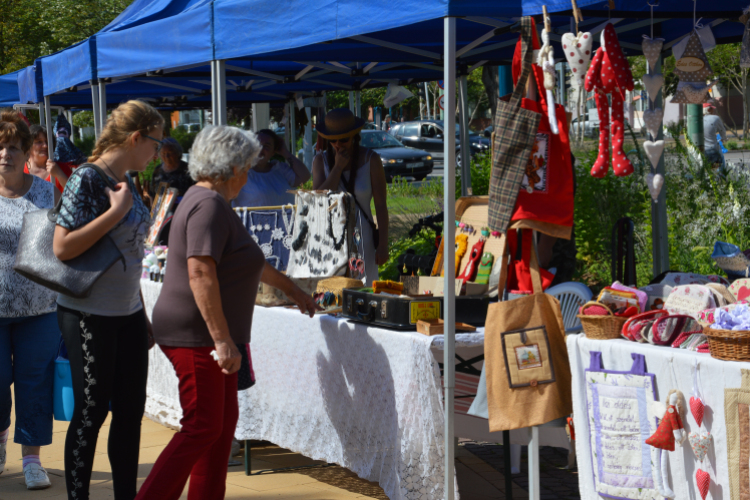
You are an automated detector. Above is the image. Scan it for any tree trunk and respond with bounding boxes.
[482,65,499,123]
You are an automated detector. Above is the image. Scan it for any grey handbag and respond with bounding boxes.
[13,164,125,299]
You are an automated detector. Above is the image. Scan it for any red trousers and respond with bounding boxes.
[136,346,238,500]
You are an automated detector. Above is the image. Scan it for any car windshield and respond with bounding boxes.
[361,131,404,149]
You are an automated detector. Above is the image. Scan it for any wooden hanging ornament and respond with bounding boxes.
[672,30,716,104]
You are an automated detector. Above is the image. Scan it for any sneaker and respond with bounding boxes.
[0,441,5,475]
[23,463,51,490]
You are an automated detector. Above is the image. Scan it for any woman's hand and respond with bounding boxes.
[214,339,242,375]
[333,148,351,171]
[106,182,133,217]
[289,285,322,317]
[376,240,389,266]
[46,160,63,179]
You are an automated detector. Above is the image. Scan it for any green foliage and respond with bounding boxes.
[170,125,198,153]
[378,229,437,282]
[726,140,740,150]
[73,111,95,129]
[73,135,96,158]
[456,152,492,197]
[1,0,133,73]
[628,54,678,97]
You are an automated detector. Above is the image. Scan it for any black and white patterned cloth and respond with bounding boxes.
[0,176,57,318]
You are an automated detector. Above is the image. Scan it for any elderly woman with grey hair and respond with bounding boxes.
[143,136,195,202]
[136,126,318,500]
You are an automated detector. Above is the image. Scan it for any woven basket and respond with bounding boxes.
[704,327,750,361]
[316,277,364,297]
[577,301,627,340]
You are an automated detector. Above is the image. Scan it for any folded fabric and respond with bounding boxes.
[639,283,673,311]
[698,299,750,325]
[710,303,750,330]
[659,272,730,287]
[612,281,648,312]
[665,285,717,319]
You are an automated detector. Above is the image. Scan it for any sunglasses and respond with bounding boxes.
[144,134,164,153]
[329,137,351,145]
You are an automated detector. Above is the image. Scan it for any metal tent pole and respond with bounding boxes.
[98,80,107,128]
[458,74,472,196]
[348,91,355,113]
[39,104,46,127]
[355,90,362,118]
[90,80,101,139]
[289,101,297,156]
[217,60,227,126]
[43,96,54,158]
[211,61,218,124]
[304,107,313,168]
[650,53,669,276]
[443,15,457,500]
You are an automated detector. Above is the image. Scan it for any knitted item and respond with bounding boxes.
[585,23,634,178]
[475,252,494,285]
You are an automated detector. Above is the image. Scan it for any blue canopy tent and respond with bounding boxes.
[0,71,21,107]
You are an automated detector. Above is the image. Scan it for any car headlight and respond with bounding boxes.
[386,159,404,164]
[423,155,432,161]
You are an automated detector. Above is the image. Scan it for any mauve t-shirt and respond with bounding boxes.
[152,185,265,347]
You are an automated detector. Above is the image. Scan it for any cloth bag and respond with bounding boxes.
[484,234,572,432]
[509,19,575,240]
[488,17,542,234]
[13,164,125,298]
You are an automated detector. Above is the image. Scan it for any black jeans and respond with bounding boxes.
[57,305,149,500]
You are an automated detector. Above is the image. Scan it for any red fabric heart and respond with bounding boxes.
[696,469,710,500]
[737,286,750,301]
[690,396,705,427]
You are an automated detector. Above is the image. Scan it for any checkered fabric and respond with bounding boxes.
[488,16,542,233]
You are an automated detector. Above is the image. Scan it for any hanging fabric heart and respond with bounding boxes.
[646,173,665,202]
[689,432,712,462]
[642,74,664,103]
[696,469,710,500]
[644,140,665,169]
[681,82,715,104]
[690,396,705,426]
[642,37,665,72]
[643,108,664,139]
[562,32,593,87]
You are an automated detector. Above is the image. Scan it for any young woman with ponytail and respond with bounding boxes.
[52,100,164,500]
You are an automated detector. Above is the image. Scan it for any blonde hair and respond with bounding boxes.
[0,109,32,153]
[90,100,164,161]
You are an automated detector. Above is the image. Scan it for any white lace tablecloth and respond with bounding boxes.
[141,279,457,500]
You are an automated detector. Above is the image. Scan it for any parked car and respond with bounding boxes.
[360,130,434,182]
[568,117,600,138]
[390,119,488,167]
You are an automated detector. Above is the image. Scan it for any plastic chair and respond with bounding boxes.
[546,282,593,333]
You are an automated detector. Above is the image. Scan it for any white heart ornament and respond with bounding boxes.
[642,37,665,72]
[642,74,664,103]
[689,431,712,462]
[644,140,665,169]
[643,108,664,139]
[646,173,665,202]
[562,32,593,86]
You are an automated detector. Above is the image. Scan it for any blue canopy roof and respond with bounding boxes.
[0,70,22,107]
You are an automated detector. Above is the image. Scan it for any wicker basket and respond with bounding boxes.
[316,277,364,304]
[704,327,750,361]
[577,301,628,340]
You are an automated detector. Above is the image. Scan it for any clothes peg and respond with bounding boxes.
[542,6,551,32]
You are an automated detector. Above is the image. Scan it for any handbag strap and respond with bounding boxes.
[508,17,534,110]
[48,163,119,222]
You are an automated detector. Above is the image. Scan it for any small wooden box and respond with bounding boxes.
[416,319,477,336]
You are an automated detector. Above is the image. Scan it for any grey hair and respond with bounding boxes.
[188,125,261,182]
[161,137,183,157]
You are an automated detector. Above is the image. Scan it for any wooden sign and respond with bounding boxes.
[676,56,706,73]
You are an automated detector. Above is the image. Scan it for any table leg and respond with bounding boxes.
[528,427,540,500]
[503,430,513,500]
[245,440,251,476]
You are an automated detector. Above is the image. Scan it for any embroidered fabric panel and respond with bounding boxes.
[235,207,294,272]
[724,370,750,500]
[585,352,660,500]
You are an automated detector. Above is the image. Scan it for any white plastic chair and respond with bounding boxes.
[546,282,593,333]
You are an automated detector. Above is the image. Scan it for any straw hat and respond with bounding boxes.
[316,108,366,140]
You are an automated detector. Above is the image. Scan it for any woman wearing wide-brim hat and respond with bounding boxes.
[312,108,389,285]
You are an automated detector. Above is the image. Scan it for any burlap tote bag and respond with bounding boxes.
[485,234,572,432]
[488,17,542,234]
